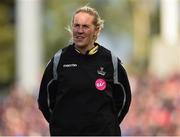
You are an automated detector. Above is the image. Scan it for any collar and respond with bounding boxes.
[74,43,99,55]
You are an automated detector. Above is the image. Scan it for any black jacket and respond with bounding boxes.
[38,43,131,135]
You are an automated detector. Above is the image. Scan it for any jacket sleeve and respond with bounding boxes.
[112,59,131,124]
[37,58,54,123]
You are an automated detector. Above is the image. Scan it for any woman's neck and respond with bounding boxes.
[75,43,95,54]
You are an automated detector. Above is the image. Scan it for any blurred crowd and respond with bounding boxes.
[122,72,180,136]
[0,86,49,136]
[0,72,179,136]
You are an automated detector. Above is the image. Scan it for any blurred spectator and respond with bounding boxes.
[122,73,180,136]
[0,85,49,136]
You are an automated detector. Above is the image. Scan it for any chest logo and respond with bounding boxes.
[63,64,77,68]
[95,78,106,91]
[97,67,106,76]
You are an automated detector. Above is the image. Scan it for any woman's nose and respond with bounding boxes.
[77,26,84,33]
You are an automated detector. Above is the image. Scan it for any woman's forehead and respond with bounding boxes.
[73,12,94,25]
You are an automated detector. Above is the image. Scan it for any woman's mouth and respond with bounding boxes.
[76,36,85,40]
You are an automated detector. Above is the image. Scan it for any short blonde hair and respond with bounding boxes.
[66,6,104,40]
[73,6,104,31]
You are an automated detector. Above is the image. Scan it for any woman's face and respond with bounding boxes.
[72,12,98,49]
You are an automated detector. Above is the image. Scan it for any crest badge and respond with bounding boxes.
[97,67,106,76]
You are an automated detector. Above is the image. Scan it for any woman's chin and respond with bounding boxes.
[74,42,86,48]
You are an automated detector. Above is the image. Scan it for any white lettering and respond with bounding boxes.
[96,82,104,87]
[63,64,77,67]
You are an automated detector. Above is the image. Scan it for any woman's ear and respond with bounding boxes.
[94,26,100,36]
